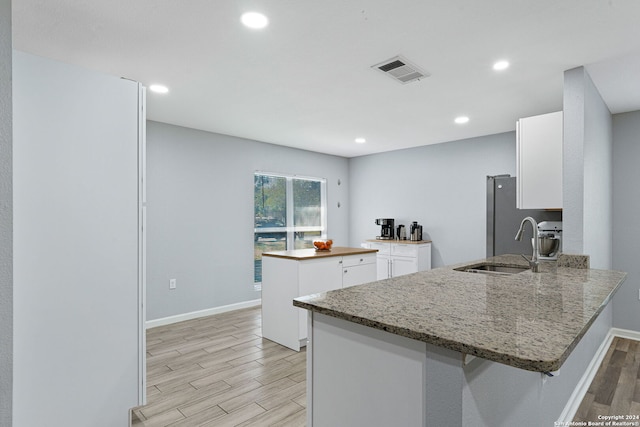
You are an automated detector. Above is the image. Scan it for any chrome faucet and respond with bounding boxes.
[515,216,540,273]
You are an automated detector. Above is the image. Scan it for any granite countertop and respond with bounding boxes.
[293,254,626,372]
[263,246,378,261]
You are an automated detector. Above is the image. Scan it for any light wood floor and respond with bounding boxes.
[132,305,639,426]
[131,306,306,427]
[573,336,640,422]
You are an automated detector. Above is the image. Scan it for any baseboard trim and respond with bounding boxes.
[557,327,640,422]
[146,299,262,329]
[609,327,640,341]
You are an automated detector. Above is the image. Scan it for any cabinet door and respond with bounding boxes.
[391,256,418,277]
[343,263,377,288]
[376,254,390,280]
[516,111,563,209]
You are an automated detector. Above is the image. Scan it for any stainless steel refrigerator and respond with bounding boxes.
[486,175,562,257]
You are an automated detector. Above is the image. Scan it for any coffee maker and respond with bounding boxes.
[410,221,423,241]
[537,221,562,260]
[375,218,395,240]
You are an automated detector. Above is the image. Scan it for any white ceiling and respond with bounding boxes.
[12,0,640,158]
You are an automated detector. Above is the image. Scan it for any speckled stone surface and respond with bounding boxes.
[293,254,626,373]
[557,253,590,269]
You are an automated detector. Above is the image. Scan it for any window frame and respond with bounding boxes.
[253,171,327,286]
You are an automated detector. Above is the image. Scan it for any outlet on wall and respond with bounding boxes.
[170,279,176,290]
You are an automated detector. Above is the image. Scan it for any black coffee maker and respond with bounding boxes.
[375,218,395,240]
[410,221,423,241]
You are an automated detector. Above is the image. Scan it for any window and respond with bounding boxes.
[254,172,327,286]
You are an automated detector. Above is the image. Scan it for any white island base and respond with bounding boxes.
[306,306,612,427]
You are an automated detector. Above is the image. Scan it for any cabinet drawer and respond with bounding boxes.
[367,242,390,255]
[391,244,418,257]
[342,253,377,268]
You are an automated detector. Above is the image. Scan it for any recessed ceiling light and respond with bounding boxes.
[355,138,366,144]
[149,84,169,94]
[241,12,269,29]
[454,116,470,124]
[493,60,510,71]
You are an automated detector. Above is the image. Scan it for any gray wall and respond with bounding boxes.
[348,132,516,267]
[13,51,141,426]
[146,121,349,321]
[612,110,640,331]
[563,67,613,269]
[0,0,12,424]
[146,78,637,333]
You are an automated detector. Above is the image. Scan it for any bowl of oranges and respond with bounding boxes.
[313,239,333,251]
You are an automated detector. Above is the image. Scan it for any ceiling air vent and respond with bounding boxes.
[371,55,430,84]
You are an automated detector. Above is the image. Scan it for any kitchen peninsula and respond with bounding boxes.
[294,254,626,427]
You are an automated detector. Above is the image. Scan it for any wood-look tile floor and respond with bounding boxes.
[573,337,640,422]
[131,306,306,427]
[133,306,639,426]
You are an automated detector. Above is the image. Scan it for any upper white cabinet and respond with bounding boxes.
[516,111,563,209]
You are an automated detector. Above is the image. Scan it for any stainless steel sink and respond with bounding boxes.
[454,263,529,276]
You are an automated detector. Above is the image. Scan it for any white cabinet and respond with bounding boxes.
[516,111,563,209]
[389,256,418,277]
[262,249,377,351]
[366,242,391,279]
[365,241,431,280]
[342,254,377,288]
[376,254,392,281]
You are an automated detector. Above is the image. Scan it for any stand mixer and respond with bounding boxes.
[537,221,562,260]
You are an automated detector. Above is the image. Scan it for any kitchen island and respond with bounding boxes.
[262,246,377,351]
[294,254,626,427]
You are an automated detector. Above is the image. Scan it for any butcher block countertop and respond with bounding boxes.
[262,246,378,261]
[294,253,626,373]
[366,239,432,244]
